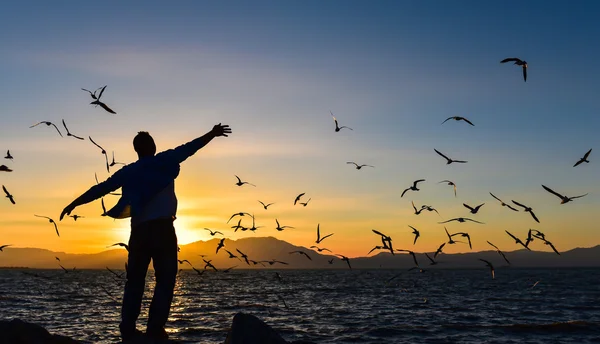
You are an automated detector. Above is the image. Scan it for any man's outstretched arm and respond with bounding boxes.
[60,171,124,220]
[169,123,232,164]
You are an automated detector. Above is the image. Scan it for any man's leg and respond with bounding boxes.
[146,219,178,338]
[120,225,152,340]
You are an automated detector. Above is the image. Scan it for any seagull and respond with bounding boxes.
[231,219,245,232]
[541,185,587,204]
[439,180,457,197]
[275,219,294,231]
[235,175,256,187]
[451,232,472,249]
[227,212,252,224]
[310,246,332,253]
[346,162,374,170]
[511,200,540,223]
[35,215,59,237]
[500,57,527,82]
[328,258,334,264]
[438,217,484,224]
[543,240,560,255]
[4,150,13,160]
[402,179,425,197]
[85,85,117,114]
[191,267,205,276]
[224,250,240,261]
[330,111,353,132]
[222,265,238,273]
[178,259,193,267]
[434,149,467,164]
[336,254,352,269]
[487,241,510,265]
[266,259,289,266]
[463,203,484,214]
[108,243,129,251]
[573,149,592,167]
[315,224,334,244]
[396,249,419,267]
[0,165,13,172]
[299,198,311,207]
[69,215,83,221]
[250,260,266,267]
[490,192,519,211]
[434,243,446,258]
[479,259,495,279]
[258,200,274,209]
[216,238,225,254]
[294,193,305,205]
[248,215,263,232]
[505,230,531,250]
[61,120,84,140]
[412,201,424,215]
[441,116,474,126]
[204,228,224,236]
[203,259,218,271]
[30,121,63,137]
[81,85,104,100]
[444,227,465,245]
[530,229,547,242]
[367,245,387,255]
[2,185,15,204]
[236,249,250,265]
[89,136,109,173]
[109,152,125,167]
[409,225,420,245]
[289,251,312,261]
[421,205,440,216]
[372,229,394,254]
[0,245,12,252]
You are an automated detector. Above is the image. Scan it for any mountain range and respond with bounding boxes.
[1,236,599,270]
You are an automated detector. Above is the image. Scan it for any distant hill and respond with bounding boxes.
[1,237,599,270]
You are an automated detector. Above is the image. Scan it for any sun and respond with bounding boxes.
[173,219,209,245]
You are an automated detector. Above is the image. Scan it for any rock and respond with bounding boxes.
[224,313,316,344]
[0,319,80,344]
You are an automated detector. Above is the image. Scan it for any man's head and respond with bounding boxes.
[133,131,156,158]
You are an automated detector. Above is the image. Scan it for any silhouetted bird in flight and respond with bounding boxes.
[441,116,474,126]
[224,250,240,261]
[315,224,334,244]
[299,198,311,207]
[258,200,274,209]
[487,241,510,265]
[573,148,592,167]
[289,250,312,261]
[372,229,394,254]
[434,149,467,164]
[35,215,59,237]
[178,259,192,267]
[108,243,129,251]
[434,243,446,258]
[89,136,109,173]
[543,239,560,255]
[396,249,419,267]
[275,219,294,231]
[541,185,587,204]
[294,193,305,205]
[216,238,225,254]
[451,232,472,249]
[411,201,424,215]
[424,253,437,265]
[0,165,12,172]
[439,180,457,197]
[203,259,218,271]
[310,246,332,253]
[30,121,63,137]
[505,230,530,250]
[479,259,495,279]
[231,219,245,232]
[336,254,352,269]
[235,175,255,187]
[109,151,125,167]
[346,162,374,169]
[444,227,465,245]
[439,217,484,224]
[4,150,13,160]
[61,120,84,140]
[2,185,15,204]
[222,266,237,273]
[81,85,104,100]
[83,85,117,114]
[500,57,527,82]
[489,192,519,211]
[401,179,425,197]
[236,249,250,265]
[420,204,440,216]
[463,203,484,214]
[0,245,12,252]
[409,225,420,245]
[227,212,252,224]
[511,200,540,222]
[69,215,83,221]
[330,111,353,132]
[204,228,223,236]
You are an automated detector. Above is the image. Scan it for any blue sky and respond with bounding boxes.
[0,1,599,255]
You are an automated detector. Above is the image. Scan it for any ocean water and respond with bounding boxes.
[1,268,599,343]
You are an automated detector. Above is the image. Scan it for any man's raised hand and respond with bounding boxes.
[212,123,232,137]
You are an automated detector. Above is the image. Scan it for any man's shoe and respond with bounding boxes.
[146,327,169,340]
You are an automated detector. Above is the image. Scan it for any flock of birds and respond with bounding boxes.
[0,58,594,284]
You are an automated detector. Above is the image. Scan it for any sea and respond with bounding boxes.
[1,268,599,343]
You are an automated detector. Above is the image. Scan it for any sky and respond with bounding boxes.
[1,1,599,258]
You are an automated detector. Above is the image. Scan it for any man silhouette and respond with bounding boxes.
[60,123,231,342]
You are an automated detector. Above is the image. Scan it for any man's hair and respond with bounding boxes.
[133,131,156,157]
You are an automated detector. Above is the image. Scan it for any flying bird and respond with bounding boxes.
[420,205,440,216]
[463,203,484,214]
[30,121,63,137]
[236,249,250,265]
[434,243,446,258]
[487,241,510,265]
[441,116,474,126]
[412,201,424,215]
[85,85,117,114]
[439,180,457,197]
[81,85,104,100]
[4,150,13,160]
[444,227,465,245]
[401,179,425,197]
[294,193,305,205]
[409,225,420,245]
[336,254,352,269]
[511,200,540,223]
[235,175,256,187]
[224,250,240,260]
[438,217,484,224]
[258,200,274,209]
[216,238,225,254]
[0,245,12,252]
[204,228,223,236]
[178,259,192,267]
[424,253,437,265]
[346,162,374,170]
[490,192,519,211]
[315,224,334,244]
[451,232,472,249]
[309,246,332,253]
[34,215,59,237]
[289,251,312,261]
[505,230,531,250]
[0,165,12,172]
[231,219,245,232]
[227,212,252,224]
[434,149,467,164]
[541,185,587,204]
[69,215,83,221]
[61,120,84,140]
[330,111,353,132]
[109,152,125,167]
[275,219,294,231]
[108,242,129,251]
[89,136,109,173]
[396,249,419,267]
[573,148,592,167]
[203,259,218,271]
[500,57,527,82]
[479,259,495,279]
[2,185,15,204]
[299,198,311,207]
[543,240,560,255]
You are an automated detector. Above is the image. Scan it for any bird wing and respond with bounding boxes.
[97,85,107,100]
[462,117,475,126]
[320,233,334,242]
[372,229,387,237]
[434,149,450,161]
[441,117,453,124]
[89,136,104,151]
[529,210,540,223]
[294,193,305,205]
[506,204,519,211]
[401,188,410,197]
[50,123,63,137]
[583,148,592,160]
[412,201,417,212]
[522,65,527,82]
[452,159,468,163]
[316,223,320,241]
[511,200,526,209]
[489,192,502,202]
[61,119,69,133]
[500,58,521,63]
[463,203,474,211]
[81,88,97,99]
[542,185,564,199]
[346,162,358,166]
[438,219,452,224]
[258,200,266,207]
[434,243,445,257]
[53,222,60,237]
[547,242,560,255]
[573,159,583,167]
[425,253,435,263]
[487,241,499,250]
[97,102,116,114]
[413,179,425,187]
[570,193,588,200]
[2,185,8,196]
